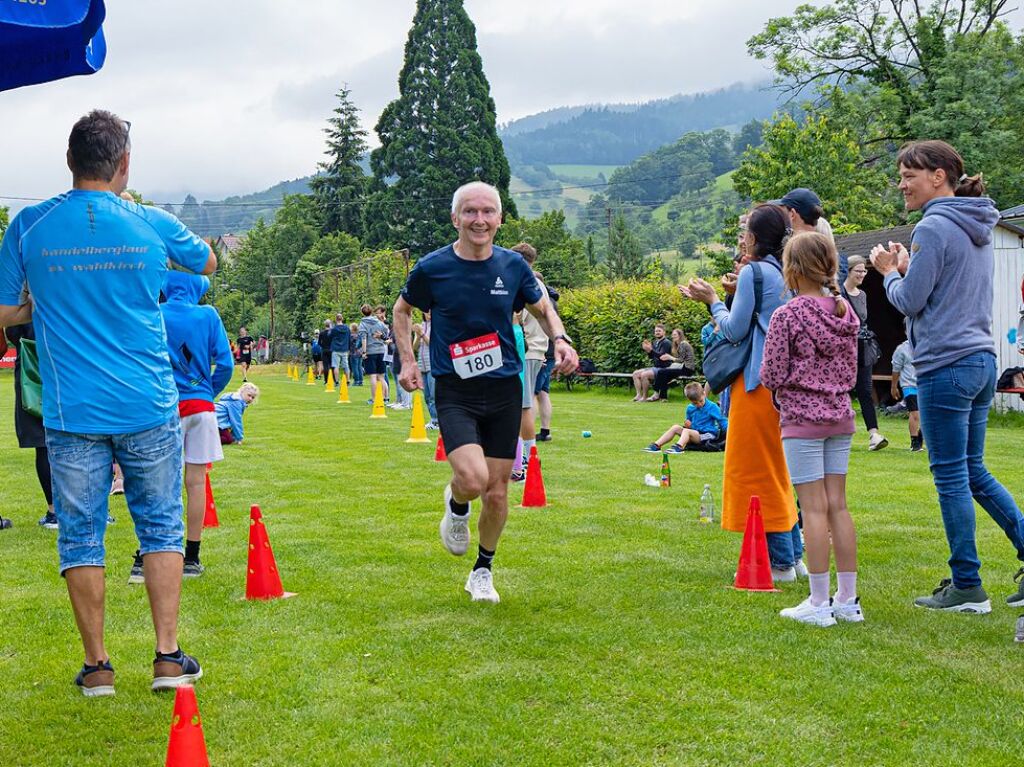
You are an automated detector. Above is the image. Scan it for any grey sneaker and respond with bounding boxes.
[914,578,991,614]
[183,561,205,578]
[1006,567,1024,607]
[1015,615,1024,644]
[127,553,144,585]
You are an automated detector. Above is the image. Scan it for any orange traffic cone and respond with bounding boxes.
[165,685,210,767]
[434,435,447,462]
[520,446,547,508]
[245,505,294,600]
[733,496,776,591]
[202,468,219,529]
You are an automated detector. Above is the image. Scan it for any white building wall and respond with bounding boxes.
[992,226,1024,412]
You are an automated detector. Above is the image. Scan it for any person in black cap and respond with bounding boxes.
[777,188,825,235]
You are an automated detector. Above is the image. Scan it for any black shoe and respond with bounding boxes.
[152,648,203,691]
[38,511,58,529]
[127,551,144,585]
[537,431,552,442]
[183,560,205,578]
[0,517,11,530]
[75,660,115,697]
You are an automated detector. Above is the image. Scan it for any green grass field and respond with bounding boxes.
[2,367,1024,766]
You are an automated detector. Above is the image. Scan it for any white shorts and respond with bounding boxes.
[181,411,224,465]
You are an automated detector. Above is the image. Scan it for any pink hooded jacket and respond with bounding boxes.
[760,295,860,439]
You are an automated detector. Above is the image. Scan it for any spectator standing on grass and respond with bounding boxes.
[317,319,333,384]
[681,204,805,582]
[2,322,53,529]
[0,110,213,696]
[890,339,924,452]
[630,323,671,402]
[349,322,364,386]
[650,328,695,402]
[330,312,351,384]
[359,304,388,401]
[512,243,548,479]
[870,139,1024,618]
[842,256,888,451]
[535,276,559,442]
[761,232,863,627]
[413,311,438,428]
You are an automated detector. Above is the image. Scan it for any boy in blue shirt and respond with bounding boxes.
[644,381,728,453]
[891,339,923,452]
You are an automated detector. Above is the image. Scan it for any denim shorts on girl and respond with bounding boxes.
[46,415,185,573]
[782,434,853,485]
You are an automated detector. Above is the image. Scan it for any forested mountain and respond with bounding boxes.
[502,81,782,166]
[172,176,315,237]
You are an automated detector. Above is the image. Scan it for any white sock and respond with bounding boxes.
[523,438,536,469]
[835,571,857,604]
[809,572,831,606]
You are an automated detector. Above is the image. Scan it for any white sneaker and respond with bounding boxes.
[794,560,809,579]
[771,566,797,583]
[832,596,865,623]
[464,568,500,603]
[439,485,470,556]
[868,432,889,451]
[780,597,837,627]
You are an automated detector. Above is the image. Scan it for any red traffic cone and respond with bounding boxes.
[434,435,447,462]
[520,446,547,508]
[733,496,776,591]
[202,469,219,529]
[165,685,210,767]
[245,505,293,600]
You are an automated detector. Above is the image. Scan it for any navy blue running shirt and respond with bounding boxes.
[401,244,543,378]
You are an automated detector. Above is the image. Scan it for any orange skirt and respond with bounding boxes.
[721,375,798,533]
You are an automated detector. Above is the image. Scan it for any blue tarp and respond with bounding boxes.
[0,0,106,92]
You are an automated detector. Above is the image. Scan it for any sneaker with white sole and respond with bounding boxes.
[1015,615,1024,644]
[794,560,809,579]
[464,568,500,603]
[914,578,991,613]
[868,432,889,451]
[152,649,203,691]
[183,561,205,578]
[780,597,836,627]
[1006,567,1024,607]
[771,566,797,583]
[38,511,58,530]
[832,596,865,623]
[439,485,470,556]
[74,660,115,697]
[127,552,145,585]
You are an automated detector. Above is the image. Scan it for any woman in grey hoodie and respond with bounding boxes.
[871,140,1024,616]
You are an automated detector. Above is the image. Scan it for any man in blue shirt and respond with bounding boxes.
[393,181,578,604]
[0,110,215,697]
[329,311,351,385]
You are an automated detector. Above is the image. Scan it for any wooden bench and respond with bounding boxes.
[560,371,702,392]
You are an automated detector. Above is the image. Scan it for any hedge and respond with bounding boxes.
[559,280,714,373]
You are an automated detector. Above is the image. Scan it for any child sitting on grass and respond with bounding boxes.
[643,382,727,453]
[215,382,259,445]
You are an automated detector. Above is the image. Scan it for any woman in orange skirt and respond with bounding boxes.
[682,204,803,581]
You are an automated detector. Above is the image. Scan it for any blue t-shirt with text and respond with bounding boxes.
[400,244,543,379]
[0,190,210,434]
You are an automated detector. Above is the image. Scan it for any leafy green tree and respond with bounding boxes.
[496,211,593,288]
[0,205,8,237]
[304,231,362,270]
[733,114,896,231]
[309,86,369,238]
[370,0,516,254]
[604,215,648,280]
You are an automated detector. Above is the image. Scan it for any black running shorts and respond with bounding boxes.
[434,374,522,459]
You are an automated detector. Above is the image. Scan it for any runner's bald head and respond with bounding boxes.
[451,182,502,217]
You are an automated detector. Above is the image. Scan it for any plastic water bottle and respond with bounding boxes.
[699,484,715,524]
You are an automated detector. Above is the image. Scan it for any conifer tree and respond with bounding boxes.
[604,215,647,280]
[309,86,368,238]
[369,0,516,253]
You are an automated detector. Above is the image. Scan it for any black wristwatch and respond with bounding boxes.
[553,333,573,345]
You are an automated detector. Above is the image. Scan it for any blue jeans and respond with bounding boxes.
[766,524,804,569]
[421,369,437,421]
[918,352,1024,588]
[351,355,364,385]
[46,416,185,573]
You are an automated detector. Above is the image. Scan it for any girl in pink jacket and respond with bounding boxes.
[761,232,863,627]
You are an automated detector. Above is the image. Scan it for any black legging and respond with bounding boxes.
[35,446,53,506]
[853,362,879,431]
[653,367,695,398]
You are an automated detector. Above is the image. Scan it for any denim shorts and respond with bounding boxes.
[782,434,853,485]
[46,415,185,573]
[535,358,554,393]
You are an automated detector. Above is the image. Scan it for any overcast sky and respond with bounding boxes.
[2,0,799,207]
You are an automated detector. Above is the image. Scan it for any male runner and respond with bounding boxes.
[393,182,578,603]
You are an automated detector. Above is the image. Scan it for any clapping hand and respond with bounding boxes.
[721,272,739,295]
[680,278,717,305]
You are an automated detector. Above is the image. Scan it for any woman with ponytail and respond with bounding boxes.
[871,140,1024,615]
[682,204,804,582]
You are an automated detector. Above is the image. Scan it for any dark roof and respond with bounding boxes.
[1001,203,1024,219]
[834,225,915,257]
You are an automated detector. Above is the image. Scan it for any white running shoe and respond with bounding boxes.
[794,560,809,578]
[832,596,865,623]
[440,485,470,556]
[868,432,889,451]
[465,568,500,603]
[780,597,837,627]
[771,566,797,583]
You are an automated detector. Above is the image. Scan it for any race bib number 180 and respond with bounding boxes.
[450,332,502,379]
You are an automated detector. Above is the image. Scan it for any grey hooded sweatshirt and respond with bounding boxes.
[883,196,998,375]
